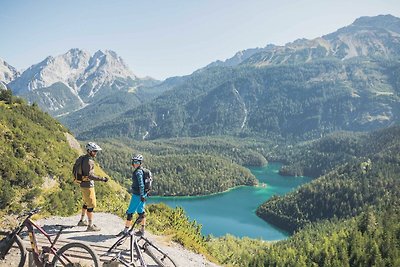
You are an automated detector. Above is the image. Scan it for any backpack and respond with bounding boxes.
[72,155,85,184]
[136,167,153,193]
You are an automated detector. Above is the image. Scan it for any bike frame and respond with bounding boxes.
[23,217,63,266]
[106,232,147,267]
[106,215,144,266]
[6,211,72,266]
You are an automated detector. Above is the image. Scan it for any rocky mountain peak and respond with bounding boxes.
[352,14,400,32]
[0,58,19,84]
[240,14,400,66]
[64,48,91,69]
[88,49,135,78]
[9,49,136,97]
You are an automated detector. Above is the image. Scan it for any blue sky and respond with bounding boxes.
[1,0,400,80]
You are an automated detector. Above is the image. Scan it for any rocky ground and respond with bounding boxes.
[32,212,221,267]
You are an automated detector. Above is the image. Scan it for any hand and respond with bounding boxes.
[103,177,109,182]
[140,196,146,202]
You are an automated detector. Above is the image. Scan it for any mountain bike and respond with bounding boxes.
[0,207,100,267]
[102,216,178,267]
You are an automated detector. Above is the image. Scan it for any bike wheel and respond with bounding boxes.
[0,234,26,267]
[144,243,178,267]
[51,242,100,267]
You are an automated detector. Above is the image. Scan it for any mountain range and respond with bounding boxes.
[2,14,400,267]
[2,14,400,140]
[78,14,400,140]
[4,49,160,117]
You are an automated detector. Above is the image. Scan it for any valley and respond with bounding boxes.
[1,14,400,266]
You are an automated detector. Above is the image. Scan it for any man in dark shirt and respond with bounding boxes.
[77,142,108,231]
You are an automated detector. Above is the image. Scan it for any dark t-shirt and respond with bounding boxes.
[80,154,102,188]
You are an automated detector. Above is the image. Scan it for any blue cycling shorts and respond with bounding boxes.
[126,194,146,214]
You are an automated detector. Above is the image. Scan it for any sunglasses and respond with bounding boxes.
[132,161,141,164]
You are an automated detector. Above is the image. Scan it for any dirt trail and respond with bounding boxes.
[35,212,221,267]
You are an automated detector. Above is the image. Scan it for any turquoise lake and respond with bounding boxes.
[148,162,311,240]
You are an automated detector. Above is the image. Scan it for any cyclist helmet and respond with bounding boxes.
[132,154,144,162]
[85,142,102,152]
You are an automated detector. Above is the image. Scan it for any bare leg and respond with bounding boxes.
[125,219,132,228]
[140,217,146,232]
[80,208,87,221]
[87,211,93,226]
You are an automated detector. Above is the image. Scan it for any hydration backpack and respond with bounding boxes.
[142,168,153,193]
[134,167,153,193]
[72,155,85,184]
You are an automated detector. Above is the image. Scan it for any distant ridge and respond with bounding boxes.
[78,15,400,141]
[5,49,159,117]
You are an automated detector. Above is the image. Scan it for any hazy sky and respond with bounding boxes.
[1,0,400,80]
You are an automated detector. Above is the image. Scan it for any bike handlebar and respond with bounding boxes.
[17,207,41,219]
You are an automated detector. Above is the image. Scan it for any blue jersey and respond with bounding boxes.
[131,168,144,196]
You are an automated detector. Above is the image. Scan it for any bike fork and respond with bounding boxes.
[131,235,146,267]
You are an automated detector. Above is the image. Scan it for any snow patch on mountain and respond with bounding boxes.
[0,58,19,84]
[9,48,137,99]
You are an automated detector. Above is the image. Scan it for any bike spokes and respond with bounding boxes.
[52,242,100,267]
[140,238,178,267]
[0,235,26,267]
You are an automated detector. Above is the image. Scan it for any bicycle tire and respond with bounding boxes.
[51,242,100,267]
[144,244,178,267]
[0,234,26,267]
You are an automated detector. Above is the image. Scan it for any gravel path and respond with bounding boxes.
[35,212,221,267]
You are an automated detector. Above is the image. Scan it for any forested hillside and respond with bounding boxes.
[0,89,227,262]
[204,127,400,266]
[93,137,261,195]
[208,206,400,266]
[257,126,400,233]
[275,126,400,177]
[2,14,400,267]
[79,57,400,142]
[76,15,400,142]
[0,89,129,217]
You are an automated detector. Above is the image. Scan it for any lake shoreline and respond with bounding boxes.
[149,163,311,240]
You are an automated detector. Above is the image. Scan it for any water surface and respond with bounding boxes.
[148,162,311,240]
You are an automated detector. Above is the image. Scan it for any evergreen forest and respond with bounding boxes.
[2,84,400,266]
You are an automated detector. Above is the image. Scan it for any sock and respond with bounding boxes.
[80,214,85,221]
[88,219,93,226]
[124,226,129,233]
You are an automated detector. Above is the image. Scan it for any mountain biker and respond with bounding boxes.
[118,154,148,236]
[77,142,108,231]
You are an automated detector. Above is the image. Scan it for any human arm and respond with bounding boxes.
[135,169,145,199]
[83,157,107,182]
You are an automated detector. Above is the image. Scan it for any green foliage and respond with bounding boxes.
[0,88,13,103]
[244,207,400,267]
[94,137,270,196]
[202,126,400,266]
[59,90,142,135]
[0,91,129,218]
[257,151,400,233]
[207,193,400,267]
[78,58,400,142]
[272,126,400,177]
[207,235,268,266]
[248,125,400,267]
[146,203,209,255]
[0,94,73,211]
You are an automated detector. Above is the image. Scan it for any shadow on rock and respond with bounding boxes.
[67,234,117,243]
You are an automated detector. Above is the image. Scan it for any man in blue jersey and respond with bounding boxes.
[117,154,147,236]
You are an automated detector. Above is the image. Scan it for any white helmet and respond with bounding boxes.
[132,154,144,162]
[85,142,102,152]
